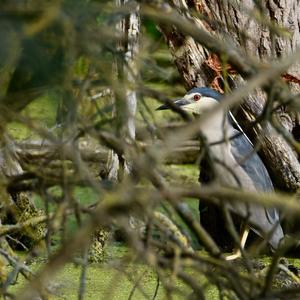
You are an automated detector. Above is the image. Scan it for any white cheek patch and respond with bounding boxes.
[182,96,219,115]
[198,97,219,112]
[182,103,199,114]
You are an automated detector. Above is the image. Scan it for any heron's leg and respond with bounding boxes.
[225,224,250,260]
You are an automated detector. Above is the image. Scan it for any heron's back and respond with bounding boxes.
[202,129,284,249]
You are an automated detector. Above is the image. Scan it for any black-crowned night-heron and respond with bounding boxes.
[158,87,284,259]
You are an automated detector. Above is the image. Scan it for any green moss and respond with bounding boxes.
[164,164,199,185]
[11,192,46,249]
[7,92,58,140]
[22,93,58,126]
[88,229,110,263]
[7,122,32,140]
[9,244,218,299]
[74,186,99,205]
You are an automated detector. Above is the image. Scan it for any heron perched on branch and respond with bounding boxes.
[157,87,284,259]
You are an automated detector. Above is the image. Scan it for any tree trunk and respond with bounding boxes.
[159,0,300,189]
[91,0,141,260]
[106,0,140,181]
[205,1,300,191]
[158,0,300,248]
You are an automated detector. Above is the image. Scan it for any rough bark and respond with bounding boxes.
[107,0,140,181]
[239,91,300,191]
[158,2,210,90]
[159,0,300,191]
[158,0,300,247]
[206,1,300,191]
[96,0,141,258]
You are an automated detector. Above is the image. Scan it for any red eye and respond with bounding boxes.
[193,94,201,101]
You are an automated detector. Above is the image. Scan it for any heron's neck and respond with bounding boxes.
[200,112,234,144]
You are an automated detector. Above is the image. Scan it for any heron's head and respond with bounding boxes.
[157,87,222,115]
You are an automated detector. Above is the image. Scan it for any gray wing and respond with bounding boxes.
[230,130,278,224]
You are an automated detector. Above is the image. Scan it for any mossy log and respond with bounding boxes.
[15,135,200,169]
